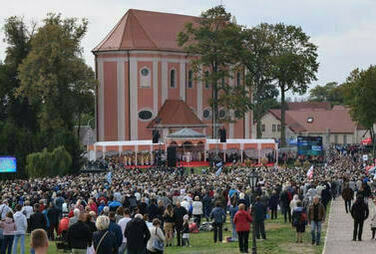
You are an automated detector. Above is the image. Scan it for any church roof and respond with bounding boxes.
[147,99,205,128]
[93,9,198,53]
[167,128,206,138]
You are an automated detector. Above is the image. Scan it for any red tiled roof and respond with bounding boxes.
[270,106,360,134]
[93,9,199,52]
[287,102,331,111]
[147,100,205,128]
[269,109,306,133]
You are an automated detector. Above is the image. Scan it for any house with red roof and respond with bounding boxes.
[256,103,368,146]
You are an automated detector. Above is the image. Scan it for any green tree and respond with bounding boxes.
[240,24,279,138]
[309,82,344,105]
[178,5,245,138]
[16,13,96,171]
[343,66,376,154]
[0,16,38,131]
[271,24,319,146]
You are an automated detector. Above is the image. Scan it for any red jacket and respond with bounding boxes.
[233,210,252,232]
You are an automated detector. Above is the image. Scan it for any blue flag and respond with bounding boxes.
[107,171,112,184]
[215,166,222,176]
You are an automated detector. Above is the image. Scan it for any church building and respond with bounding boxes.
[92,9,253,142]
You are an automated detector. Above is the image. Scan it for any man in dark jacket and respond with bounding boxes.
[252,196,267,240]
[280,189,292,223]
[269,191,279,220]
[67,213,92,253]
[308,196,325,245]
[46,202,59,240]
[30,204,47,231]
[342,183,354,213]
[351,195,369,241]
[174,201,187,246]
[124,214,150,254]
[108,212,122,252]
[210,201,226,243]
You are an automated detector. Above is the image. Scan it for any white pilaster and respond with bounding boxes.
[179,61,185,100]
[97,59,105,141]
[153,59,159,114]
[117,59,125,140]
[197,79,203,120]
[229,110,234,138]
[161,60,168,103]
[245,112,250,139]
[130,57,138,140]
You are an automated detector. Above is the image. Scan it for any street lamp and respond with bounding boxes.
[249,170,258,254]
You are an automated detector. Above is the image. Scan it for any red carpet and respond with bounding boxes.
[123,161,275,169]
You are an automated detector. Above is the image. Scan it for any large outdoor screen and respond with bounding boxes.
[0,157,17,173]
[297,136,323,156]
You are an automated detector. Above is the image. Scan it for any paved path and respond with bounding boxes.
[324,198,376,254]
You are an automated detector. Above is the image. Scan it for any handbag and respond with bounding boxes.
[95,231,109,254]
[152,227,164,251]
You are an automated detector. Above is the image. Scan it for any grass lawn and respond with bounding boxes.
[18,203,330,254]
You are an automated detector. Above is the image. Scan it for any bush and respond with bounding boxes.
[26,146,71,177]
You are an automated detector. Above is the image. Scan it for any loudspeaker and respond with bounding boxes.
[152,130,160,144]
[220,128,227,143]
[167,146,177,167]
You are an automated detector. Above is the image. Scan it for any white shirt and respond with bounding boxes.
[181,200,190,212]
[21,206,33,219]
[118,217,131,243]
[192,201,203,215]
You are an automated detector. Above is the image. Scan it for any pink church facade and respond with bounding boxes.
[93,9,253,141]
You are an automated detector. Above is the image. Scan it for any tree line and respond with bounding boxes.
[178,6,319,146]
[0,14,96,177]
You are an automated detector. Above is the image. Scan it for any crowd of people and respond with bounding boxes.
[0,147,374,254]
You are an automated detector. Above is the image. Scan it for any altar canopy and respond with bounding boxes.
[88,130,278,165]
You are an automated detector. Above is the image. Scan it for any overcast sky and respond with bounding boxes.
[1,0,376,93]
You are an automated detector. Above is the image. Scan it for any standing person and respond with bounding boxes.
[229,199,239,241]
[342,183,354,214]
[370,201,376,240]
[252,196,267,240]
[117,208,131,254]
[146,219,165,254]
[292,201,307,243]
[210,201,226,243]
[93,216,117,254]
[12,204,27,254]
[29,204,47,232]
[30,229,49,254]
[46,202,59,241]
[67,213,92,254]
[350,195,369,241]
[0,211,16,254]
[233,204,252,253]
[108,212,122,254]
[268,190,279,220]
[173,202,187,247]
[308,196,325,245]
[280,188,292,223]
[162,205,174,247]
[202,192,212,222]
[192,196,203,228]
[181,215,190,247]
[124,214,151,254]
[21,201,33,233]
[0,200,12,220]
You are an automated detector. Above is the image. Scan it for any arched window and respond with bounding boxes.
[236,72,241,86]
[188,70,193,88]
[170,69,176,88]
[140,67,151,87]
[205,71,210,89]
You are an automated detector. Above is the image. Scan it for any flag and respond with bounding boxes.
[307,165,314,179]
[215,166,222,176]
[107,171,112,184]
[215,161,223,176]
